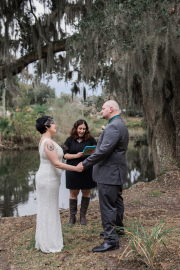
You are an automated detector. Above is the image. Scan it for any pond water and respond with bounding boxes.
[0,141,155,217]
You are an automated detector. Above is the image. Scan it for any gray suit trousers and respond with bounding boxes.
[98,183,124,242]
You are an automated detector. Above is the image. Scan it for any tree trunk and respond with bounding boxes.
[113,20,180,175]
[82,100,84,117]
[34,88,37,103]
[129,56,180,176]
[2,86,6,118]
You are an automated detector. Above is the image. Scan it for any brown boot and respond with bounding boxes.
[68,199,77,226]
[80,196,90,225]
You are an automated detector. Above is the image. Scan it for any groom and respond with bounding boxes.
[82,100,129,252]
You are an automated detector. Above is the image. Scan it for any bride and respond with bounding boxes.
[35,116,84,253]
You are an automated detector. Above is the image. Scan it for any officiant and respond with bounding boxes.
[63,119,97,226]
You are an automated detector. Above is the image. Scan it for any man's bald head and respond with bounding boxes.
[104,100,119,112]
[101,100,120,121]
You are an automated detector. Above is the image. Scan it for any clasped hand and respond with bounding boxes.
[76,162,85,172]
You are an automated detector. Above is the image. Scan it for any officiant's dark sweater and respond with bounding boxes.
[63,136,97,190]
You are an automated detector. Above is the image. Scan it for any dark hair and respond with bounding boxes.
[36,116,53,134]
[70,119,92,140]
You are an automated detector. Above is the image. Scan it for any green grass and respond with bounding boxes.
[11,218,103,270]
[126,120,142,129]
[26,236,36,250]
[157,169,168,176]
[130,199,141,204]
[149,189,164,197]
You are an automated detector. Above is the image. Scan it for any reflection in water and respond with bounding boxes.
[0,151,39,217]
[124,141,155,189]
[0,142,155,217]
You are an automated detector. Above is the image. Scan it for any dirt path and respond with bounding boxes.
[1,167,180,270]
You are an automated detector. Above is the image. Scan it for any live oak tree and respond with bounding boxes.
[0,0,85,116]
[0,0,85,80]
[1,0,180,175]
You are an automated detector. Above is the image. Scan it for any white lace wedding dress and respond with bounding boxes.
[35,139,63,253]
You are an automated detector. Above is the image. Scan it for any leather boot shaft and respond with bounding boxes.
[68,199,77,226]
[80,196,90,225]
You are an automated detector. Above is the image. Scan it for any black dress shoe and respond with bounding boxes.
[92,241,119,253]
[100,230,125,237]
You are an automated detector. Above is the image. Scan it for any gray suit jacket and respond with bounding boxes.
[82,116,129,185]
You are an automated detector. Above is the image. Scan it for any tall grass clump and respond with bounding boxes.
[119,219,177,269]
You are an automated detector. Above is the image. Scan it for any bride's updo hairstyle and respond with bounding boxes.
[36,116,53,134]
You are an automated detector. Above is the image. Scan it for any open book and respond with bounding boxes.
[83,146,96,155]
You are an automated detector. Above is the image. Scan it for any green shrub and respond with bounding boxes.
[134,133,148,147]
[0,117,9,132]
[0,107,41,140]
[31,104,48,115]
[126,120,142,129]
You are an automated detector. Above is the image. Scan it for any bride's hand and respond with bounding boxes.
[76,162,84,172]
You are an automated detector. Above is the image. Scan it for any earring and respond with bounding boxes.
[47,128,49,130]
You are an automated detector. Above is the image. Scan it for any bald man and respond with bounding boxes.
[82,100,129,252]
